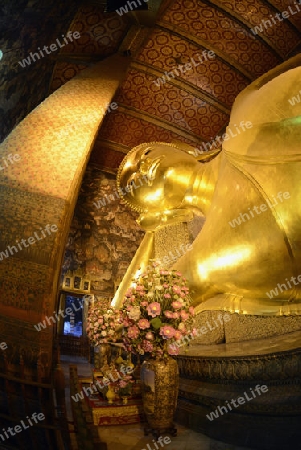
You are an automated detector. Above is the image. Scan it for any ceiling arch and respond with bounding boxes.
[1,0,301,173]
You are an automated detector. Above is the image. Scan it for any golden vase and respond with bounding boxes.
[106,384,116,404]
[140,356,179,438]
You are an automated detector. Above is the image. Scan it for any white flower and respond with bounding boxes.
[155,285,163,290]
[101,331,107,336]
[128,306,141,321]
[108,330,115,336]
[147,291,154,298]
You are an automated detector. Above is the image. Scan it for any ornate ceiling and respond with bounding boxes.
[1,0,301,173]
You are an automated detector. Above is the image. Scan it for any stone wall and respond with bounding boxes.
[61,165,144,309]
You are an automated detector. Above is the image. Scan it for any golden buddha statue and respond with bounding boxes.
[115,56,301,317]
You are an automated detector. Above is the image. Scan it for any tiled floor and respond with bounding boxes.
[60,355,255,450]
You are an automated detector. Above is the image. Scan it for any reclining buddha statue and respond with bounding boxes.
[114,56,301,319]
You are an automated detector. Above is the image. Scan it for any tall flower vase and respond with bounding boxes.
[140,356,179,438]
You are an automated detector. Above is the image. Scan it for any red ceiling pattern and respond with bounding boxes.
[160,0,281,76]
[116,68,229,139]
[94,111,199,148]
[48,0,301,172]
[50,6,129,92]
[136,28,250,107]
[262,0,301,30]
[222,0,300,57]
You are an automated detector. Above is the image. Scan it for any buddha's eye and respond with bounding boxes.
[144,149,151,155]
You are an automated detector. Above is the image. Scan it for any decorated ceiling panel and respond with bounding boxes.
[2,0,301,173]
[49,5,130,92]
[221,0,300,56]
[135,28,250,107]
[115,68,229,139]
[264,0,301,30]
[159,0,281,77]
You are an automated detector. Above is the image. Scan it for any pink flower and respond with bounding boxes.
[142,340,153,352]
[168,344,180,355]
[180,311,189,321]
[189,306,194,316]
[164,293,171,298]
[128,306,141,321]
[145,331,154,340]
[174,330,183,340]
[160,270,169,275]
[125,288,132,297]
[136,285,144,291]
[160,325,176,339]
[147,302,161,317]
[173,312,179,319]
[141,301,148,306]
[127,326,139,339]
[172,301,182,310]
[138,318,150,329]
[173,286,181,294]
[164,310,173,319]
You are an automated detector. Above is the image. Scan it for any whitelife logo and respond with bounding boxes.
[141,436,171,450]
[0,224,58,261]
[288,89,301,106]
[250,2,301,35]
[18,31,80,68]
[116,0,149,16]
[266,274,301,299]
[71,364,134,402]
[193,121,253,157]
[206,384,269,421]
[152,50,215,88]
[0,153,20,171]
[34,294,93,332]
[228,191,290,228]
[0,412,45,443]
[93,174,153,209]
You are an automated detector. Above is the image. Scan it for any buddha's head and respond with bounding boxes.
[116,142,199,214]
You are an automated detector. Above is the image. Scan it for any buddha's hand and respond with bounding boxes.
[137,209,194,231]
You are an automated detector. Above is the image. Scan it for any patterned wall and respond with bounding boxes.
[61,165,144,307]
[0,56,129,449]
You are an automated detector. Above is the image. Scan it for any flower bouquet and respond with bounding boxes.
[86,306,122,346]
[119,265,195,359]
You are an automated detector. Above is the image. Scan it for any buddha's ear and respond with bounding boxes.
[171,140,222,163]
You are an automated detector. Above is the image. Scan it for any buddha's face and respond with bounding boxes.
[117,143,198,213]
